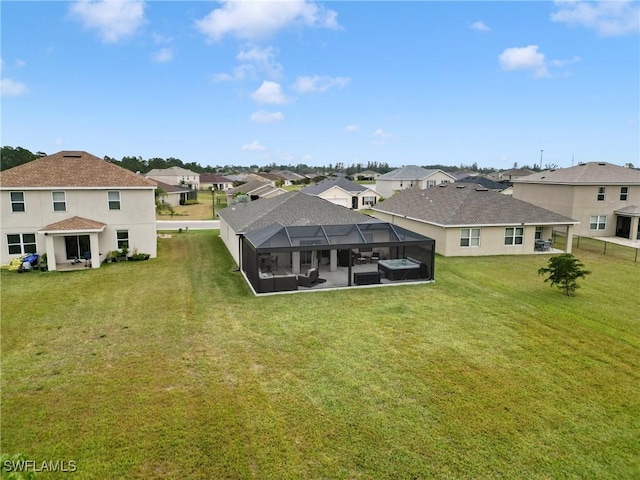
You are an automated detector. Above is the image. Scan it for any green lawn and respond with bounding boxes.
[2,232,639,479]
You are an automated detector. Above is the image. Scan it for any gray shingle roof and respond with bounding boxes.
[146,166,200,176]
[376,165,441,181]
[513,162,640,185]
[301,177,366,195]
[218,191,374,233]
[0,151,156,189]
[373,184,577,226]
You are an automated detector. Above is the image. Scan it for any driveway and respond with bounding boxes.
[157,220,220,231]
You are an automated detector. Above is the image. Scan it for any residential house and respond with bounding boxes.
[145,166,200,190]
[218,191,435,294]
[512,162,640,240]
[301,177,381,210]
[375,165,456,198]
[150,180,192,207]
[225,179,286,204]
[199,173,234,191]
[372,184,577,257]
[457,175,507,192]
[497,168,535,182]
[353,170,380,181]
[271,170,307,186]
[0,151,157,270]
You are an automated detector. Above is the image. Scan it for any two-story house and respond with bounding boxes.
[0,151,157,270]
[145,166,200,190]
[512,162,640,240]
[375,165,456,198]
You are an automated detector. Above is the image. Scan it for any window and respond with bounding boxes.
[620,186,629,201]
[362,196,377,206]
[7,233,37,255]
[52,191,66,211]
[597,186,606,201]
[441,180,449,184]
[108,191,121,210]
[589,215,607,230]
[505,227,524,245]
[460,228,480,247]
[10,192,25,212]
[427,180,437,187]
[116,230,129,249]
[535,226,543,240]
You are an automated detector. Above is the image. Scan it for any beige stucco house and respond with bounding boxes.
[372,184,577,257]
[301,177,381,210]
[512,162,640,240]
[199,173,233,191]
[0,151,157,270]
[375,165,456,198]
[145,166,200,190]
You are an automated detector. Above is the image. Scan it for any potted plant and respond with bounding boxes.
[40,253,48,271]
[117,243,128,262]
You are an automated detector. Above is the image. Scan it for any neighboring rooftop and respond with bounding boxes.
[0,151,156,189]
[457,175,506,190]
[512,162,640,185]
[200,173,232,183]
[373,184,577,226]
[148,179,190,193]
[301,177,367,195]
[146,166,200,177]
[218,191,374,233]
[376,165,440,180]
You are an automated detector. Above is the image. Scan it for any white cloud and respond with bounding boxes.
[242,140,266,151]
[237,46,283,78]
[152,32,172,44]
[213,64,255,82]
[470,20,490,32]
[292,75,350,93]
[250,110,284,124]
[151,48,173,63]
[498,45,549,78]
[344,124,359,132]
[550,55,582,68]
[195,0,339,41]
[551,0,640,36]
[16,59,26,68]
[250,81,288,104]
[374,128,392,138]
[1,78,27,96]
[69,0,146,43]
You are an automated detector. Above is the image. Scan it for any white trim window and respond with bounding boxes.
[116,230,129,249]
[108,190,121,210]
[427,180,437,187]
[597,186,606,201]
[535,226,543,240]
[7,233,37,255]
[52,191,66,211]
[10,191,25,212]
[505,227,524,245]
[589,215,607,230]
[460,228,480,247]
[620,186,628,201]
[362,196,377,206]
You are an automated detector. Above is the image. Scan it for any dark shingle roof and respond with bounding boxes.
[218,191,373,233]
[0,151,156,189]
[457,175,506,190]
[373,184,577,226]
[513,162,640,185]
[301,177,366,195]
[200,173,232,183]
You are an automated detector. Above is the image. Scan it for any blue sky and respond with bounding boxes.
[2,1,638,169]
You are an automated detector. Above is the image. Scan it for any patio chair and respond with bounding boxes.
[297,267,319,287]
[83,251,91,267]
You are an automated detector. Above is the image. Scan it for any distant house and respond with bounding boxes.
[271,170,307,186]
[225,179,286,204]
[200,173,233,191]
[353,170,380,181]
[149,180,191,207]
[375,165,456,197]
[301,177,381,210]
[457,175,507,191]
[145,166,200,190]
[498,168,535,182]
[0,151,157,270]
[372,184,577,256]
[512,162,640,240]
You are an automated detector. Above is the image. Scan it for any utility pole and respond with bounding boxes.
[212,187,216,219]
[540,149,544,167]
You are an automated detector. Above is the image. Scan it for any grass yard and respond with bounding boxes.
[157,191,227,220]
[1,231,639,479]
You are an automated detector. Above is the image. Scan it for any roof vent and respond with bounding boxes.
[598,162,607,166]
[63,154,82,158]
[438,184,448,188]
[475,186,489,191]
[456,184,466,188]
[550,169,555,172]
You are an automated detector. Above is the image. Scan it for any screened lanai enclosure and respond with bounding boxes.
[240,222,435,294]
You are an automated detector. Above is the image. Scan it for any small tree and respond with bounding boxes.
[538,254,591,297]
